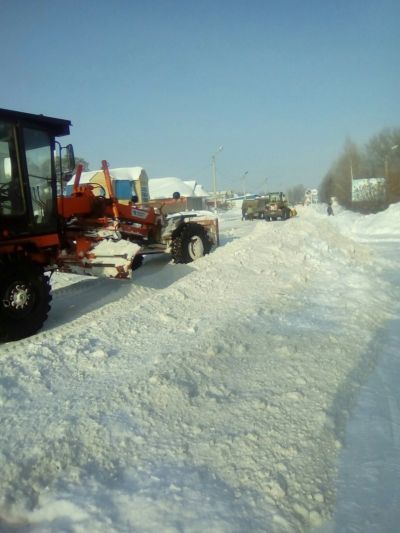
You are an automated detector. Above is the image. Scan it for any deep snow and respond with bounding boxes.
[0,203,399,532]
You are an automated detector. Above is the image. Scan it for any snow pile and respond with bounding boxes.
[87,238,141,261]
[341,203,400,241]
[0,204,399,531]
[301,202,400,241]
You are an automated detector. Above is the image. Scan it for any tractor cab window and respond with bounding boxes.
[23,128,54,226]
[0,121,24,215]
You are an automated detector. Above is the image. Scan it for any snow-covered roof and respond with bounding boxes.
[149,178,209,199]
[184,180,197,190]
[183,180,210,197]
[68,167,146,185]
[193,183,209,197]
[149,177,197,199]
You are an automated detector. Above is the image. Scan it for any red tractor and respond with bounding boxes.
[58,160,219,276]
[0,108,218,341]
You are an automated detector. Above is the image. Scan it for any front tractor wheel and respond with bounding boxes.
[171,223,213,264]
[0,259,51,342]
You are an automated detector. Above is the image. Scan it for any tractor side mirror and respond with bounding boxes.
[65,144,75,172]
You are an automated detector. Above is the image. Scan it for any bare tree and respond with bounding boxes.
[319,130,400,212]
[286,184,306,204]
[364,128,400,204]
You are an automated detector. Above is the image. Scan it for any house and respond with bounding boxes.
[148,177,210,214]
[66,167,150,204]
[66,169,210,213]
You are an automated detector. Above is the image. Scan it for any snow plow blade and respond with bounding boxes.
[58,239,141,279]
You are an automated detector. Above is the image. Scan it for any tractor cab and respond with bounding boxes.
[0,108,72,240]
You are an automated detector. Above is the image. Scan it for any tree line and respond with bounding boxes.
[319,127,400,213]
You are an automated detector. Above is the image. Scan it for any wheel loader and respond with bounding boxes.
[263,192,293,221]
[0,108,218,341]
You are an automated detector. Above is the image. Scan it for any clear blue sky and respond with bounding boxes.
[1,0,399,193]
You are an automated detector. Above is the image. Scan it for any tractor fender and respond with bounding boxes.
[170,222,213,264]
[171,219,191,239]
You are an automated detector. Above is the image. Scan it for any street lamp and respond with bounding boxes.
[211,145,223,211]
[242,171,248,198]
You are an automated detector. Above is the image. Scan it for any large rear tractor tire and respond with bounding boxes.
[0,259,51,342]
[171,223,213,264]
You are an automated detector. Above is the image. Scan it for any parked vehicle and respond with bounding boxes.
[241,197,269,219]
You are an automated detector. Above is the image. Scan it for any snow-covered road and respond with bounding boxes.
[0,204,399,532]
[323,238,400,533]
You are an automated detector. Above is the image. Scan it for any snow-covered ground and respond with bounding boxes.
[0,203,399,532]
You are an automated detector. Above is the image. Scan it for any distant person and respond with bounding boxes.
[327,202,334,216]
[242,206,247,220]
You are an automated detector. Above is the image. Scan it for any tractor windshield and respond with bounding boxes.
[23,128,55,227]
[0,122,24,216]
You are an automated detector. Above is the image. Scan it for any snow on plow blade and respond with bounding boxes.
[58,239,141,279]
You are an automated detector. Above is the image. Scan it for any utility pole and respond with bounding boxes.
[211,146,223,212]
[242,171,248,197]
[212,154,217,211]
